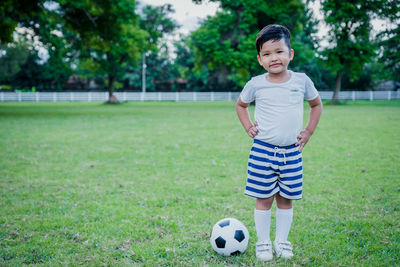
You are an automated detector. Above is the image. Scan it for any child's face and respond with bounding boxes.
[257,39,294,75]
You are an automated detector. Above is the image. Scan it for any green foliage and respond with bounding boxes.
[1,0,398,92]
[2,32,73,91]
[66,1,177,96]
[68,1,147,94]
[290,2,324,89]
[0,0,178,93]
[174,37,224,92]
[320,0,378,81]
[0,102,399,265]
[379,25,400,81]
[139,4,177,50]
[189,0,311,90]
[318,0,398,101]
[340,62,382,90]
[0,41,30,83]
[1,0,78,91]
[113,81,123,90]
[122,4,178,92]
[0,0,43,43]
[0,84,13,90]
[12,52,46,90]
[125,48,179,92]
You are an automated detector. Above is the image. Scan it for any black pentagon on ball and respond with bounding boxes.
[218,220,230,228]
[234,230,245,242]
[215,236,226,248]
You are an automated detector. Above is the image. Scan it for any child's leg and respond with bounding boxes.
[275,194,293,242]
[254,197,274,242]
[254,197,274,261]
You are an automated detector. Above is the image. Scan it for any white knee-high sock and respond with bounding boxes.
[254,209,271,242]
[275,208,293,242]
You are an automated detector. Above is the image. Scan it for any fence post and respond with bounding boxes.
[388,91,391,100]
[352,91,355,101]
[369,91,373,101]
[123,92,127,101]
[228,92,232,101]
[88,92,92,102]
[141,92,144,102]
[0,92,3,102]
[211,92,215,101]
[194,92,197,101]
[18,91,22,102]
[36,92,39,102]
[175,92,179,102]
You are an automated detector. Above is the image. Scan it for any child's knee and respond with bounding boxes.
[256,197,274,210]
[275,194,292,209]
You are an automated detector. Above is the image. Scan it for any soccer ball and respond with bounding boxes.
[210,218,249,256]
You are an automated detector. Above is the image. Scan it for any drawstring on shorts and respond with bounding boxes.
[273,147,287,164]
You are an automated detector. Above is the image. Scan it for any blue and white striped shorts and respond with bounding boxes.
[244,139,303,200]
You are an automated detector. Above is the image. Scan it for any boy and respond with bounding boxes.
[236,24,322,261]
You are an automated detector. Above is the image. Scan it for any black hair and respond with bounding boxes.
[256,24,291,54]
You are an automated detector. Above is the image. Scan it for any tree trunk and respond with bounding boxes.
[106,74,119,104]
[332,71,342,104]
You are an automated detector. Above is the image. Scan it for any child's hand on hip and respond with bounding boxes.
[296,129,311,152]
[247,122,258,138]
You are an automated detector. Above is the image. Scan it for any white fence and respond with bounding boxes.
[0,91,399,102]
[318,91,400,101]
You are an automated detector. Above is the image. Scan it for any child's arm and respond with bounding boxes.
[296,96,322,152]
[236,98,258,138]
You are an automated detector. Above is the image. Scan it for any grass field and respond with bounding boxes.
[0,101,399,266]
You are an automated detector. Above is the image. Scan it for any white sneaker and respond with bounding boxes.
[256,241,273,261]
[273,240,294,259]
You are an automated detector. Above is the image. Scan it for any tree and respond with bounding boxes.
[138,4,177,92]
[174,37,210,91]
[320,0,394,103]
[1,0,82,91]
[0,0,43,44]
[122,4,178,92]
[58,0,148,103]
[0,40,30,84]
[1,0,179,95]
[35,6,75,91]
[290,1,324,89]
[12,51,47,90]
[139,4,176,50]
[124,44,179,91]
[378,0,400,84]
[189,0,307,90]
[380,26,400,82]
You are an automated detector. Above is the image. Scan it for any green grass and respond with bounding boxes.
[0,101,399,266]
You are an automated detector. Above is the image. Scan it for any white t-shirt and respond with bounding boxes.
[240,70,319,146]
